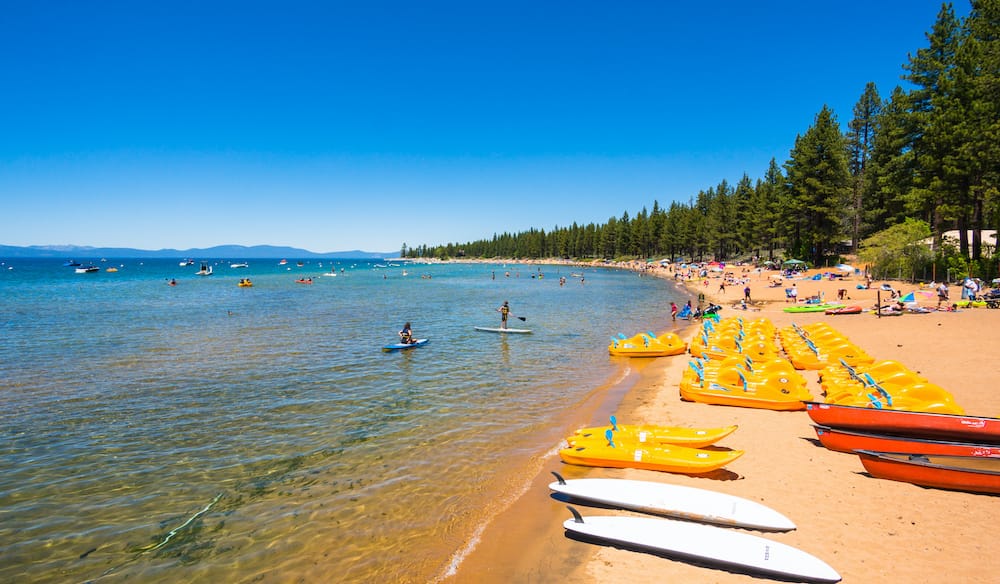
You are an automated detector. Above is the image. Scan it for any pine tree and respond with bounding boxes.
[784,105,852,265]
[846,82,881,252]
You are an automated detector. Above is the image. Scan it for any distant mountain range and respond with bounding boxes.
[0,244,396,259]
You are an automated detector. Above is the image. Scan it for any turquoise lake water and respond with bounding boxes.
[0,258,688,582]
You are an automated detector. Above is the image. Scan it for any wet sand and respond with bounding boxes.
[448,264,1000,583]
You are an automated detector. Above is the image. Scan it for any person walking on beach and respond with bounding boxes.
[670,302,678,321]
[744,285,751,303]
[497,301,511,329]
[937,282,950,308]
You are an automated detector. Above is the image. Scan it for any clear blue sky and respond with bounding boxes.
[0,1,968,254]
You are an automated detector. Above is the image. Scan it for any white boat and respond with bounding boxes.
[75,265,100,273]
[321,272,338,277]
[230,262,249,268]
[195,263,213,276]
[179,259,194,266]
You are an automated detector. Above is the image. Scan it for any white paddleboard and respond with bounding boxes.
[563,512,840,583]
[549,475,795,532]
[474,326,532,334]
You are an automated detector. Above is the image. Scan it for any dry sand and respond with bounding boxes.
[450,264,1000,583]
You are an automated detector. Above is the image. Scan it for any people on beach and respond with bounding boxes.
[670,302,678,321]
[789,284,798,303]
[398,322,417,344]
[743,286,751,302]
[937,282,950,308]
[498,301,510,329]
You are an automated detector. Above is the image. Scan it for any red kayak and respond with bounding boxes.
[856,450,1000,494]
[813,425,1000,457]
[805,402,1000,444]
[825,305,862,315]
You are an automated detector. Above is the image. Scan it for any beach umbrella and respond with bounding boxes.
[782,259,807,266]
[899,291,916,303]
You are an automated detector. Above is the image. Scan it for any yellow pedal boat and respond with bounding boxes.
[570,416,737,449]
[679,376,813,411]
[609,332,687,357]
[559,432,743,474]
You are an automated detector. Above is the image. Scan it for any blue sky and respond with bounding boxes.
[1,1,968,254]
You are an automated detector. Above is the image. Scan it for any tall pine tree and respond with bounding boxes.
[784,105,852,265]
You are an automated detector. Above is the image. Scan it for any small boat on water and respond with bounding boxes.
[238,279,253,287]
[63,260,81,267]
[195,263,213,276]
[179,259,194,266]
[856,450,1000,494]
[295,278,314,284]
[75,265,99,273]
[230,262,249,268]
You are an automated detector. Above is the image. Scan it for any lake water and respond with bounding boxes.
[0,257,687,582]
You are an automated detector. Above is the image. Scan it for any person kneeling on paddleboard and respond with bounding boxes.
[399,322,417,344]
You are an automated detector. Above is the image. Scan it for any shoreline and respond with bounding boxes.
[447,259,1000,583]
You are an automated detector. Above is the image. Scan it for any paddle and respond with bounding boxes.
[513,315,527,322]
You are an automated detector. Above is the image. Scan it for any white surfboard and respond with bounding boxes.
[563,511,841,583]
[473,326,532,334]
[549,474,794,532]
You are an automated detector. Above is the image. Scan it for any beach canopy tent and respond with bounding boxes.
[782,259,807,267]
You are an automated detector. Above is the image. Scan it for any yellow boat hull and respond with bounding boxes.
[679,383,812,411]
[570,424,738,449]
[559,442,743,474]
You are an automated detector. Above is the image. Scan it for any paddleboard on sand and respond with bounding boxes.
[382,339,429,351]
[549,473,794,531]
[474,326,532,334]
[563,509,840,583]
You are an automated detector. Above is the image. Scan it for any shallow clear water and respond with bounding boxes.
[0,258,686,582]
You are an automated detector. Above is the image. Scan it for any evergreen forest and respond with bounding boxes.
[403,2,1000,282]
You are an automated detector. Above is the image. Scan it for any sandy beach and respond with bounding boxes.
[450,262,1000,583]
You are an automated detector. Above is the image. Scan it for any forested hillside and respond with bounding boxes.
[406,2,999,280]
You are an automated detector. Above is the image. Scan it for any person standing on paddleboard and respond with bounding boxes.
[497,301,511,329]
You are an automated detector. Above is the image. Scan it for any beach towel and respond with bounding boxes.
[899,291,916,303]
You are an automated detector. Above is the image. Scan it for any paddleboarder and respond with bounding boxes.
[497,301,511,329]
[398,322,417,344]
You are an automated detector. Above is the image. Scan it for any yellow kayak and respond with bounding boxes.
[571,416,737,449]
[559,436,743,475]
